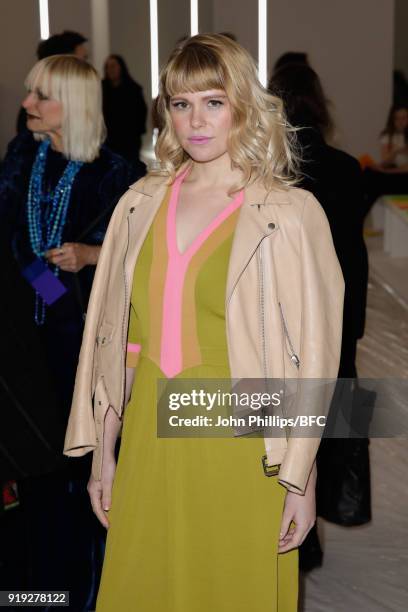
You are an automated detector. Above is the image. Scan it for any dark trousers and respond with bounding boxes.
[16,457,106,611]
[299,336,372,571]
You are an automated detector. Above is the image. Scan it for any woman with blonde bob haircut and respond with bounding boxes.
[64,34,344,611]
[0,54,133,608]
[25,54,105,162]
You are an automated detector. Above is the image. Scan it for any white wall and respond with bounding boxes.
[108,0,150,118]
[0,0,395,161]
[209,0,394,159]
[109,0,190,134]
[0,1,39,158]
[0,0,93,159]
[90,0,110,75]
[212,0,257,60]
[267,0,394,159]
[48,0,92,45]
[158,0,189,69]
[198,0,214,34]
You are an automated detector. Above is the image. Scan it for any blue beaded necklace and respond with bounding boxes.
[26,139,83,324]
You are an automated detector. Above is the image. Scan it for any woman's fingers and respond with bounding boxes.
[102,481,112,513]
[278,521,314,553]
[45,244,80,271]
[101,456,116,513]
[279,508,292,541]
[87,478,110,529]
[45,249,65,265]
[45,252,73,270]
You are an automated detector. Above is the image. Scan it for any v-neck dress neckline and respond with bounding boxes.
[167,167,244,260]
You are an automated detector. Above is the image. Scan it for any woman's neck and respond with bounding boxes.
[48,132,63,154]
[187,153,243,191]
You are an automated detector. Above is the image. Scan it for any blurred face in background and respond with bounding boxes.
[105,57,122,83]
[22,85,63,137]
[169,89,232,163]
[74,43,88,61]
[394,108,408,133]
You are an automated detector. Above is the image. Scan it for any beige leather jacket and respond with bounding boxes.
[63,171,344,494]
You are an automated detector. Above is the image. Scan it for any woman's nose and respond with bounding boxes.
[22,92,35,109]
[190,106,205,128]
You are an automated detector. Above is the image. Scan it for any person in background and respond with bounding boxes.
[0,55,137,610]
[393,70,408,108]
[102,54,147,172]
[269,63,370,572]
[38,30,88,61]
[269,62,368,382]
[378,105,408,170]
[363,105,408,215]
[16,30,89,134]
[272,50,310,75]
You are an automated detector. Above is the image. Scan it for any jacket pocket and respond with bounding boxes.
[96,321,115,347]
[278,302,300,369]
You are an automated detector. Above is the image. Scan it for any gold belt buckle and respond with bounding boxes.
[262,455,279,477]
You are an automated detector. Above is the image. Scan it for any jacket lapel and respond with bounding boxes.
[226,181,291,303]
[125,176,169,274]
[125,163,189,267]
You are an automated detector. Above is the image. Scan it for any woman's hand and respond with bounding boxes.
[278,462,317,553]
[87,453,116,529]
[45,243,101,272]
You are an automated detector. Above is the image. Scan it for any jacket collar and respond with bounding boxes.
[129,162,292,206]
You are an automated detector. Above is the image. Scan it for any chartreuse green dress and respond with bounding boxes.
[96,169,298,611]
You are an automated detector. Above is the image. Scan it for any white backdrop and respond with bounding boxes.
[0,0,395,160]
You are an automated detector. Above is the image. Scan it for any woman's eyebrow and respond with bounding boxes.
[201,94,227,100]
[170,93,227,100]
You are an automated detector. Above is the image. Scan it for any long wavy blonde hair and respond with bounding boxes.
[154,34,300,191]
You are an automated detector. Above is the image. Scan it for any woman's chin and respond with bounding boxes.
[26,119,41,132]
[187,149,228,164]
[26,119,40,132]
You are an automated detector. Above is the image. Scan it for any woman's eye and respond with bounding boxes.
[171,101,188,110]
[37,91,49,101]
[208,99,223,108]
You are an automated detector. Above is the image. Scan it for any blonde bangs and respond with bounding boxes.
[164,45,226,97]
[25,61,54,100]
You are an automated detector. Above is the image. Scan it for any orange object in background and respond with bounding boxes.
[359,153,376,170]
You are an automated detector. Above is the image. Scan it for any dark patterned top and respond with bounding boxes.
[0,130,138,323]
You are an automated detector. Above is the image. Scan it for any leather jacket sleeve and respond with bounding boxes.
[63,189,135,458]
[278,193,345,494]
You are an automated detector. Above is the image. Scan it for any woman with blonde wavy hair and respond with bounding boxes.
[64,34,344,611]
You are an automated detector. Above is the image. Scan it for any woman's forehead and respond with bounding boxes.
[26,64,51,92]
[170,89,227,99]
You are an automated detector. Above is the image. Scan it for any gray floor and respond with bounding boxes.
[302,234,408,612]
